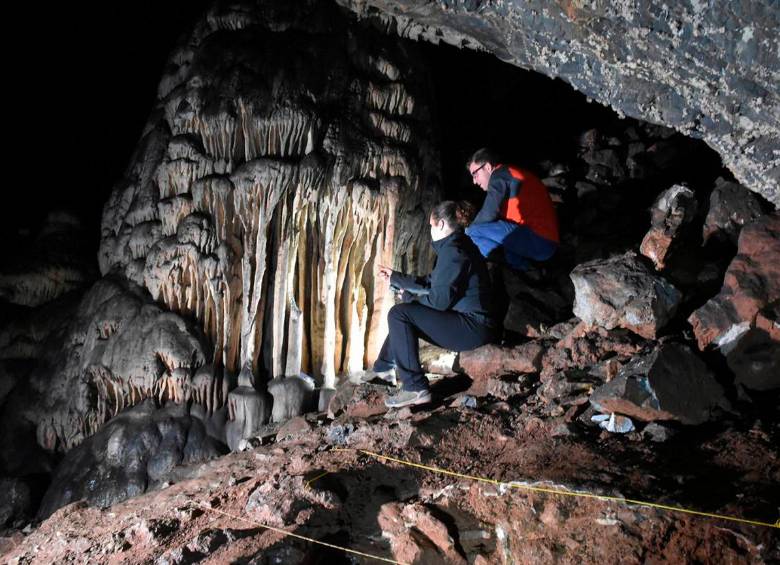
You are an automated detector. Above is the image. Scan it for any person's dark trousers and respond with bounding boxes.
[374,303,495,392]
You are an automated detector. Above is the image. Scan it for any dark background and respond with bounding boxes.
[5,1,210,254]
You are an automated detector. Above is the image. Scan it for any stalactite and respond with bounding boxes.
[91,0,441,434]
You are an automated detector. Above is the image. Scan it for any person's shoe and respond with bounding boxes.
[361,367,397,386]
[384,389,432,409]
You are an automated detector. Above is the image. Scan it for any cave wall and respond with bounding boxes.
[99,0,439,388]
[336,0,780,206]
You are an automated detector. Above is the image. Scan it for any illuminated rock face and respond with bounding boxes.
[99,0,438,397]
[336,0,780,206]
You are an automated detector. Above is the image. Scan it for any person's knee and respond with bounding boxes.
[388,303,414,322]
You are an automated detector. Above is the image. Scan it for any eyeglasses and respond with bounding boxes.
[470,163,487,178]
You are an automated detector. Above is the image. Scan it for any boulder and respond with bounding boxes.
[571,251,682,339]
[38,400,221,519]
[459,342,544,381]
[689,212,780,350]
[640,184,698,270]
[589,344,729,425]
[702,178,765,246]
[501,267,572,337]
[726,328,780,391]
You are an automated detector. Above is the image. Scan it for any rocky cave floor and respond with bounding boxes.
[2,375,778,564]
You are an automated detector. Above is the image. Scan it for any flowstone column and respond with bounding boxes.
[97,0,440,423]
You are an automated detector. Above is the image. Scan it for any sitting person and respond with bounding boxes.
[465,148,559,271]
[367,201,496,409]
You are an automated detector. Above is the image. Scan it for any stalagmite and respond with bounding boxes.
[268,375,315,423]
[225,365,268,451]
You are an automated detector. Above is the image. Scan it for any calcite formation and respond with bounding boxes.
[640,184,697,270]
[99,0,438,405]
[337,0,780,206]
[0,212,96,308]
[0,277,208,463]
[37,400,221,520]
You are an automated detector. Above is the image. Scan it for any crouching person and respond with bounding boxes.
[368,201,497,409]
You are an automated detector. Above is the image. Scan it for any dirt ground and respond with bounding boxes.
[2,380,778,564]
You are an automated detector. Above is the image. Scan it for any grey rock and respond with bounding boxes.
[642,422,677,443]
[571,251,682,339]
[726,328,780,391]
[326,423,355,445]
[640,184,698,270]
[702,177,766,246]
[590,344,730,425]
[337,0,780,205]
[38,400,220,519]
[0,478,32,527]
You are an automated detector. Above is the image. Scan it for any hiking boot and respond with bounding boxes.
[361,367,397,386]
[384,389,432,409]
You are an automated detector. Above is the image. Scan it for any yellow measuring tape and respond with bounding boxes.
[192,500,407,564]
[191,446,776,565]
[336,448,779,529]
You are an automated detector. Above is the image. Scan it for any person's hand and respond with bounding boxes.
[397,290,415,304]
[377,264,393,281]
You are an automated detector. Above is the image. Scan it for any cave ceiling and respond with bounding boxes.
[336,0,780,207]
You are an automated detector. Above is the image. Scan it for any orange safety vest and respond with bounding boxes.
[498,165,559,244]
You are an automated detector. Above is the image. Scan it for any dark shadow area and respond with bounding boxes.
[4,0,211,262]
[234,463,425,564]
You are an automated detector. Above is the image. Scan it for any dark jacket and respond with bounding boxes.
[390,230,494,324]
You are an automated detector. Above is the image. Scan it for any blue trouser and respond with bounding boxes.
[374,303,495,392]
[465,221,557,270]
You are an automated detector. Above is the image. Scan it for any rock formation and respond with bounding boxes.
[336,0,780,206]
[689,212,780,351]
[37,400,221,520]
[589,343,730,425]
[0,212,97,308]
[570,251,682,339]
[0,277,208,470]
[640,184,698,270]
[98,0,440,405]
